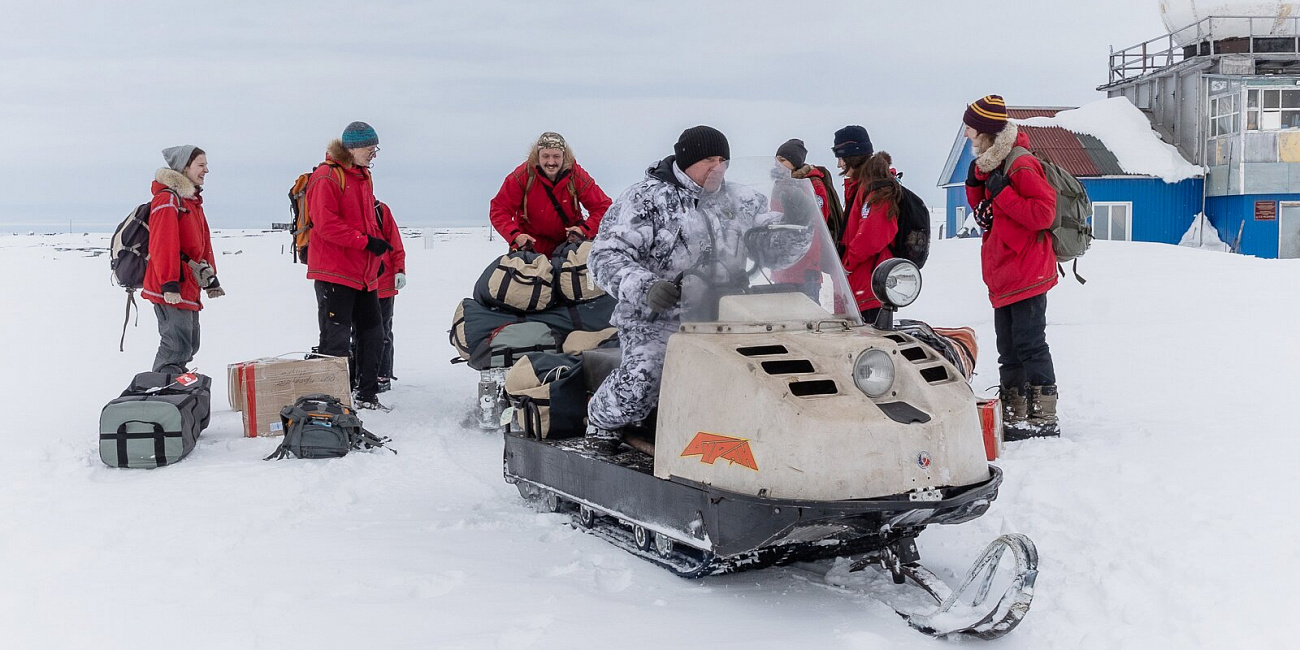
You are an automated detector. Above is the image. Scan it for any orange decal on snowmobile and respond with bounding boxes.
[680,432,758,471]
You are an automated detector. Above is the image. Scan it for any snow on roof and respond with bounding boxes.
[1016,97,1203,183]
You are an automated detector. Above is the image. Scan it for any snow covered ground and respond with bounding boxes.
[2,228,1297,649]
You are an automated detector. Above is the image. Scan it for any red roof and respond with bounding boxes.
[1007,107,1126,177]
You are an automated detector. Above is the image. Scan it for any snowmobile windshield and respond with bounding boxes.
[677,157,862,326]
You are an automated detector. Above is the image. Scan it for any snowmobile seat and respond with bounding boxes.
[582,346,622,392]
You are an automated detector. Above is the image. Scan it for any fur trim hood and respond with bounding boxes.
[974,123,1019,173]
[326,139,355,167]
[154,168,197,199]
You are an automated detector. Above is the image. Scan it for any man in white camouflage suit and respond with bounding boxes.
[585,126,817,455]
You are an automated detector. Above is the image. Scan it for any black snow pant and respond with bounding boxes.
[993,293,1055,388]
[379,296,395,378]
[355,296,397,378]
[315,280,382,400]
[152,303,200,374]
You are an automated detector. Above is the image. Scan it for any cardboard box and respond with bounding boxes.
[227,356,351,437]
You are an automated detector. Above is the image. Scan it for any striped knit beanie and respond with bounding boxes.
[342,121,379,149]
[964,95,1008,135]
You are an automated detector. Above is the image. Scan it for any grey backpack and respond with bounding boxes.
[264,394,392,460]
[1003,146,1093,283]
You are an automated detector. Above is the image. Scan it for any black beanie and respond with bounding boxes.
[832,125,873,159]
[674,125,730,171]
[775,138,808,168]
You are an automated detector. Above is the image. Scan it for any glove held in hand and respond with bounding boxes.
[365,236,392,256]
[646,280,681,315]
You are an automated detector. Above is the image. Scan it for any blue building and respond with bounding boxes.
[1099,14,1300,258]
[938,107,1205,245]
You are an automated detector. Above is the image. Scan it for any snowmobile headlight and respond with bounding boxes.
[871,258,923,309]
[853,349,895,398]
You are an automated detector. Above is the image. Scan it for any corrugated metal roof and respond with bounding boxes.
[1076,133,1126,176]
[1020,125,1100,177]
[1007,108,1064,120]
[1009,106,1132,177]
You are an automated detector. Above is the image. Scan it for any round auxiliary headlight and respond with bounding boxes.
[870,258,923,309]
[853,349,895,398]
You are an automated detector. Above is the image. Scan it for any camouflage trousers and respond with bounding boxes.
[586,319,678,432]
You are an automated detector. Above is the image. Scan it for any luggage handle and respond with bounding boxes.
[111,420,169,468]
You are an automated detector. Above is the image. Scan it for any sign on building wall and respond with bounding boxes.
[1255,201,1278,221]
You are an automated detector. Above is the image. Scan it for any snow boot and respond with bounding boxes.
[353,391,391,413]
[1024,384,1061,438]
[583,424,623,457]
[377,377,392,394]
[1001,384,1034,441]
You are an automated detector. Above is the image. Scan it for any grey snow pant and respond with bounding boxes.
[587,319,678,435]
[152,303,200,374]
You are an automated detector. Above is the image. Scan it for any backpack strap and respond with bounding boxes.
[1000,146,1033,176]
[118,289,139,352]
[521,168,536,225]
[540,179,575,227]
[1061,260,1087,285]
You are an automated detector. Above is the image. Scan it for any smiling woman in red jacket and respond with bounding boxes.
[839,151,900,321]
[963,94,1060,439]
[488,132,612,255]
[143,145,222,374]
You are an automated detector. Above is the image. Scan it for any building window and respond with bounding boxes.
[1246,89,1300,131]
[1090,202,1131,241]
[1210,93,1240,137]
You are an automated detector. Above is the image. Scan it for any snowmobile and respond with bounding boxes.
[495,159,1038,639]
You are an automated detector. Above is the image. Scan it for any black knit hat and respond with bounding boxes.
[674,125,730,171]
[775,138,808,168]
[832,125,873,159]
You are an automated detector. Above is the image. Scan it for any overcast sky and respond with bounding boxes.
[0,0,1168,232]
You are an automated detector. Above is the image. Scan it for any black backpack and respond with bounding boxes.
[891,184,930,268]
[264,394,393,460]
[110,190,185,351]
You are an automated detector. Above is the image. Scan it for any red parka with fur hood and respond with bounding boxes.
[965,125,1058,308]
[143,168,215,311]
[489,162,612,256]
[376,201,406,299]
[840,178,899,312]
[306,140,382,291]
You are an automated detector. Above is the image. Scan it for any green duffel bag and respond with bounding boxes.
[505,352,587,439]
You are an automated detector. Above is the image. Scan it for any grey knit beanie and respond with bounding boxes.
[342,121,379,149]
[776,139,808,168]
[162,145,198,172]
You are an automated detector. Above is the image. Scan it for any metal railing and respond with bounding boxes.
[1108,15,1300,84]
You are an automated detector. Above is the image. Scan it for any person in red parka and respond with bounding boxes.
[771,138,844,300]
[839,152,901,321]
[488,131,612,255]
[143,145,223,373]
[375,200,405,392]
[963,95,1060,439]
[306,121,392,409]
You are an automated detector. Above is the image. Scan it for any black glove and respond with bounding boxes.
[365,236,393,256]
[974,201,994,231]
[776,185,819,226]
[986,170,1010,199]
[965,160,984,187]
[646,280,682,315]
